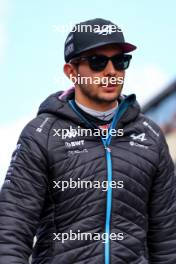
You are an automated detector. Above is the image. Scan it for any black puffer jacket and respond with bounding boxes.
[0,88,176,264]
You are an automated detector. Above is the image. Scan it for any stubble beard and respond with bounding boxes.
[77,83,123,104]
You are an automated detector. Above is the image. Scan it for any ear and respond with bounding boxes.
[63,63,78,81]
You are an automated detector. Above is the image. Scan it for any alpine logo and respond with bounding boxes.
[93,25,116,35]
[130,133,147,142]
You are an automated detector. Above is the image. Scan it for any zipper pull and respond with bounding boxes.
[105,146,111,152]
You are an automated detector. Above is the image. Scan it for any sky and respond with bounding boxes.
[0,0,176,185]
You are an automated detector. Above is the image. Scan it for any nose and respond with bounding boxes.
[103,59,116,76]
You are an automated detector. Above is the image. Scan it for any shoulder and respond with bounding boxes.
[20,113,58,138]
[17,113,59,153]
[136,113,169,149]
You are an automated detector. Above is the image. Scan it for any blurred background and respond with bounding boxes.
[0,0,176,186]
[142,81,176,168]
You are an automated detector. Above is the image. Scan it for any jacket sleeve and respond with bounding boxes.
[147,131,176,263]
[0,117,49,263]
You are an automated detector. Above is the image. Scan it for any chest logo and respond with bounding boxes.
[130,133,147,142]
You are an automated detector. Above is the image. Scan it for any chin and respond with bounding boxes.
[101,91,120,100]
[98,94,119,103]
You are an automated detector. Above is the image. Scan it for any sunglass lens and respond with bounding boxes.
[113,55,131,70]
[88,56,108,71]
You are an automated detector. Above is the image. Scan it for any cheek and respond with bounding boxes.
[118,71,125,78]
[78,65,92,78]
[78,66,103,87]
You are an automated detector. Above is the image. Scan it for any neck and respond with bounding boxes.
[75,90,118,111]
[75,99,118,121]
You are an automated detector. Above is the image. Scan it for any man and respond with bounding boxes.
[0,18,176,264]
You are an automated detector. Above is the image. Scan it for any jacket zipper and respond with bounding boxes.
[104,145,112,264]
[101,100,130,264]
[69,97,134,264]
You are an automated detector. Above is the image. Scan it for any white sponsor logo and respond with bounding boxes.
[94,25,117,35]
[143,121,159,137]
[11,143,21,161]
[64,139,88,154]
[130,133,147,142]
[4,179,11,184]
[68,149,88,155]
[65,34,73,44]
[65,43,74,56]
[62,129,77,139]
[65,140,84,148]
[53,128,77,139]
[36,117,50,133]
[129,141,148,149]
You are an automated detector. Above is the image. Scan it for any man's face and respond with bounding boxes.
[64,44,126,109]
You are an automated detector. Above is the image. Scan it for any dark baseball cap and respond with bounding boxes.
[64,18,137,63]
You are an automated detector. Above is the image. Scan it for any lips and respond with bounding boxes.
[101,83,117,88]
[102,85,117,92]
[106,84,117,87]
[100,79,119,88]
[100,78,120,91]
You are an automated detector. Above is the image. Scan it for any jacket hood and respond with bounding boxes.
[37,87,141,127]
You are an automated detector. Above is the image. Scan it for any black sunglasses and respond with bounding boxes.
[69,53,132,71]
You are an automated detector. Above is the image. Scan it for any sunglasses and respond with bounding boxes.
[69,53,132,71]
